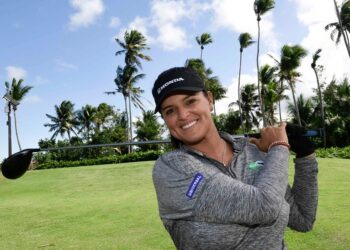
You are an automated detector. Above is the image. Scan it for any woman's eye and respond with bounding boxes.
[186,98,197,105]
[164,108,174,116]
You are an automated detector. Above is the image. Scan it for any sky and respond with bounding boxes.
[1,0,349,160]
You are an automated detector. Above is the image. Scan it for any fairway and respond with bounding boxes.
[0,158,349,249]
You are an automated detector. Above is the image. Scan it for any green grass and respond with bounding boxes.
[0,158,349,249]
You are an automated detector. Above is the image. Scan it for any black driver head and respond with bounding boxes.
[1,148,40,179]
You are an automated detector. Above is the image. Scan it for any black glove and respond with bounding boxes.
[286,123,315,158]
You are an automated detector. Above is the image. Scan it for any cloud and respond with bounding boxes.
[6,66,27,80]
[115,0,211,51]
[216,74,257,115]
[68,0,104,30]
[53,59,78,71]
[33,76,50,85]
[151,0,212,51]
[290,0,350,96]
[149,0,190,50]
[109,16,120,28]
[22,95,42,104]
[115,16,154,43]
[155,22,188,51]
[210,0,277,51]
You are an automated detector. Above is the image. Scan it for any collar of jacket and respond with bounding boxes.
[178,131,247,157]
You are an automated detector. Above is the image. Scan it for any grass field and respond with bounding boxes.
[0,158,349,249]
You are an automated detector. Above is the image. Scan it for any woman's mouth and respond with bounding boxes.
[181,120,197,130]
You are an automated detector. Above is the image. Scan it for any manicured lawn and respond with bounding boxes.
[0,158,349,249]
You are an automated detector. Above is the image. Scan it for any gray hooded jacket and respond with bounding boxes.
[153,133,318,250]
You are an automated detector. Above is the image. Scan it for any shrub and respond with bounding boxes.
[316,146,350,159]
[35,150,163,170]
[33,145,350,170]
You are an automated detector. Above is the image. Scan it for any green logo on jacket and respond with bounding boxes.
[248,160,264,170]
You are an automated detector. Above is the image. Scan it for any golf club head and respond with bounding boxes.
[1,148,40,179]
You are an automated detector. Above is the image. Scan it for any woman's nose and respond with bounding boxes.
[177,107,188,120]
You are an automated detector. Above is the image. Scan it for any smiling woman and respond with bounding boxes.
[151,67,319,249]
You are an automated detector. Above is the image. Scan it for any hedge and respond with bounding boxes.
[33,146,350,170]
[35,150,162,170]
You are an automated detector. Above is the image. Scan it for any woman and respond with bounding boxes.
[152,67,318,250]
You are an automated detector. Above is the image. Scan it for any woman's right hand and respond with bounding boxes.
[250,122,289,152]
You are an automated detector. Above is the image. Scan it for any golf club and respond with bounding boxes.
[1,126,323,180]
[0,140,168,180]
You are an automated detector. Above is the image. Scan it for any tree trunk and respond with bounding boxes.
[123,96,130,154]
[13,110,22,150]
[334,0,350,58]
[256,19,266,127]
[128,95,133,153]
[278,80,283,122]
[238,51,244,131]
[67,131,71,144]
[289,82,302,126]
[7,103,12,156]
[313,67,327,147]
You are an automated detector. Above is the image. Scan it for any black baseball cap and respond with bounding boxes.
[152,67,205,113]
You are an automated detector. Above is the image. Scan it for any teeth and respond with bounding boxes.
[182,120,197,129]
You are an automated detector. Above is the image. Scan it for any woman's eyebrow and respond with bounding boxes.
[161,94,195,111]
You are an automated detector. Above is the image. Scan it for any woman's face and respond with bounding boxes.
[160,91,216,146]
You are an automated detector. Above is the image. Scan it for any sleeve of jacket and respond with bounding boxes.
[285,153,318,232]
[153,146,290,226]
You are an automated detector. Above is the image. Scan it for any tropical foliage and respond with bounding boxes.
[134,110,164,151]
[195,32,213,60]
[4,78,33,153]
[3,17,347,168]
[254,0,275,126]
[238,32,255,126]
[325,0,350,58]
[184,58,227,115]
[44,100,79,141]
[112,29,151,152]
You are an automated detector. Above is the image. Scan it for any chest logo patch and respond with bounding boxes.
[186,173,204,199]
[248,160,264,170]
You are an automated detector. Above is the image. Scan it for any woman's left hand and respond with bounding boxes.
[250,122,289,152]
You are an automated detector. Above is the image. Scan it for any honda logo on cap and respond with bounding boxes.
[157,77,184,94]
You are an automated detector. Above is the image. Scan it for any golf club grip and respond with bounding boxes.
[245,129,321,139]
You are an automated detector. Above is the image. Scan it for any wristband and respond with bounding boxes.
[268,140,290,151]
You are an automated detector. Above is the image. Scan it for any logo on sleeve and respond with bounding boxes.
[186,173,204,199]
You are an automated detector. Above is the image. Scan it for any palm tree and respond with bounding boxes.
[105,65,145,152]
[311,49,326,146]
[76,104,97,142]
[254,0,275,127]
[4,78,33,152]
[44,100,79,141]
[325,0,350,58]
[279,44,307,126]
[94,103,115,132]
[238,32,255,126]
[323,77,350,146]
[185,58,226,115]
[287,94,314,127]
[259,64,288,125]
[115,29,151,152]
[115,29,151,69]
[134,110,164,151]
[230,83,260,132]
[195,33,213,60]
